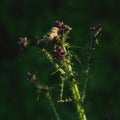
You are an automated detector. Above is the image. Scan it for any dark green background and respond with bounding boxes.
[0,0,120,120]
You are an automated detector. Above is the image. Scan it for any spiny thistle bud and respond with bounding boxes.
[18,37,28,49]
[55,20,72,34]
[90,24,102,45]
[26,72,36,83]
[90,24,102,37]
[18,37,28,47]
[52,45,65,60]
[57,46,63,51]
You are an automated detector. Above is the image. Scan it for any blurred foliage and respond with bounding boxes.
[0,0,120,120]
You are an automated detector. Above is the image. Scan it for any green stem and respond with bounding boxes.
[71,80,87,120]
[61,34,87,120]
[46,92,61,120]
[60,76,65,100]
[42,35,87,120]
[64,60,87,120]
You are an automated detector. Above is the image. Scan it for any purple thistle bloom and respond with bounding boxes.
[18,37,24,45]
[57,46,63,51]
[55,20,72,35]
[60,55,65,60]
[90,24,102,31]
[59,28,65,34]
[18,37,28,48]
[52,46,65,60]
[55,20,60,25]
[55,20,62,27]
[26,72,33,81]
[26,72,37,82]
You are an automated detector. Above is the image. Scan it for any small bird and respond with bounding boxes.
[37,27,60,48]
[46,27,59,41]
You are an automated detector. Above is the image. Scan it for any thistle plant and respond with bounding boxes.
[18,20,102,120]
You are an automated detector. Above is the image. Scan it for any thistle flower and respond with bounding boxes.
[18,37,28,49]
[26,72,36,83]
[58,46,63,51]
[52,45,65,60]
[55,20,72,34]
[90,24,102,45]
[19,20,101,120]
[90,24,102,37]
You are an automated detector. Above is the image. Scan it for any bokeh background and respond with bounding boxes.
[0,0,120,120]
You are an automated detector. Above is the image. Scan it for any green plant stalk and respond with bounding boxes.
[46,91,61,120]
[71,79,87,120]
[61,34,87,120]
[59,76,65,100]
[42,49,65,75]
[66,61,87,120]
[42,34,87,120]
[42,48,66,101]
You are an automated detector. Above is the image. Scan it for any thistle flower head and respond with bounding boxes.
[18,37,28,49]
[90,24,102,37]
[52,45,65,60]
[26,72,36,82]
[55,20,72,34]
[58,46,63,51]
